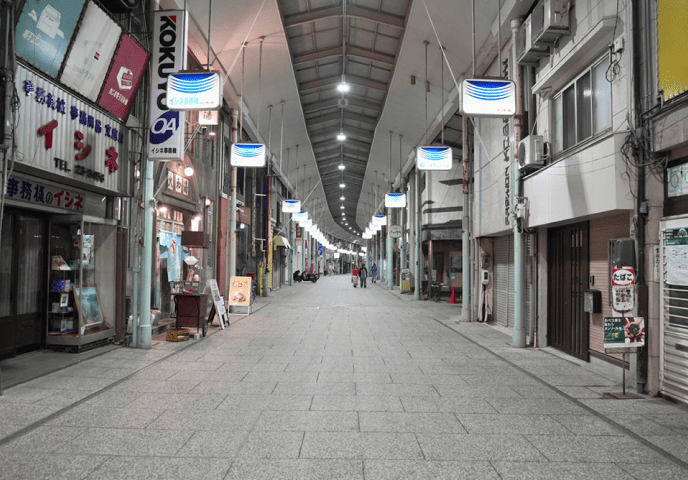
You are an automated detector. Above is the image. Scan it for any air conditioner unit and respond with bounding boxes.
[518,135,545,170]
[532,0,571,47]
[516,15,548,66]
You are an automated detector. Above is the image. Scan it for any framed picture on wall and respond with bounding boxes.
[60,293,69,307]
[183,178,189,196]
[175,174,183,193]
[168,170,174,190]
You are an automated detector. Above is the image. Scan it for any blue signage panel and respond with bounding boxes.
[461,79,516,118]
[417,146,452,171]
[231,143,266,167]
[167,72,223,110]
[385,193,407,208]
[15,0,87,78]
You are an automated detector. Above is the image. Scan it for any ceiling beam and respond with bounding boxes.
[343,111,378,125]
[305,111,341,127]
[312,137,371,151]
[347,46,396,67]
[309,125,374,140]
[346,5,405,29]
[292,46,343,65]
[283,5,341,28]
[299,74,388,93]
[303,97,382,114]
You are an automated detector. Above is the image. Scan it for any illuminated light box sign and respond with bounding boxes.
[385,193,406,208]
[292,211,308,222]
[417,146,452,171]
[283,200,301,213]
[362,232,372,239]
[373,215,387,226]
[302,219,313,228]
[167,72,222,110]
[149,10,187,161]
[231,143,266,167]
[460,78,516,118]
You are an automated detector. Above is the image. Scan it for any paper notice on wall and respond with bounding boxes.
[665,228,688,286]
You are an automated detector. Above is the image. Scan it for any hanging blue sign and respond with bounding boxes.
[417,146,452,171]
[282,199,301,213]
[167,72,223,110]
[15,0,87,78]
[385,193,407,208]
[231,143,266,167]
[460,79,516,118]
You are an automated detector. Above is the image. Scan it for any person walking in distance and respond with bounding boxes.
[371,263,378,284]
[359,263,368,288]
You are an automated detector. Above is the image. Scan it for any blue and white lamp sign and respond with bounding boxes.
[167,72,222,110]
[282,199,301,213]
[373,215,387,226]
[385,193,407,208]
[292,211,308,222]
[460,78,516,118]
[231,143,266,167]
[417,146,452,171]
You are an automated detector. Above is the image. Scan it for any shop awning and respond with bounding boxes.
[274,235,291,249]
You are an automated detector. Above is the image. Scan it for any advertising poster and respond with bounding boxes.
[149,10,187,161]
[98,34,149,120]
[229,277,252,306]
[604,317,645,349]
[15,0,86,78]
[160,231,181,282]
[611,267,635,313]
[665,227,688,286]
[60,1,122,102]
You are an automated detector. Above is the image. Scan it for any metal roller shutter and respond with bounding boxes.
[494,236,511,327]
[661,224,688,404]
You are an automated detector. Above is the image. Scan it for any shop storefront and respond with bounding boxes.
[1,64,133,357]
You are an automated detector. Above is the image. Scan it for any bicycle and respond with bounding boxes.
[430,282,442,302]
[419,280,430,301]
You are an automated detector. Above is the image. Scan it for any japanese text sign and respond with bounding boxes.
[167,72,223,110]
[15,66,128,196]
[612,267,636,286]
[149,10,187,161]
[98,34,149,121]
[228,276,252,307]
[604,317,645,349]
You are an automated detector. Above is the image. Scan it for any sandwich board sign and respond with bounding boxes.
[206,279,227,328]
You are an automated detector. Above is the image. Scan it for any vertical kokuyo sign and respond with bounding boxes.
[149,10,187,161]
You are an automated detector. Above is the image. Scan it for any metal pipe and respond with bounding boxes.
[462,116,470,320]
[264,102,272,296]
[207,0,212,71]
[399,135,406,271]
[229,110,238,302]
[511,17,526,348]
[414,167,421,300]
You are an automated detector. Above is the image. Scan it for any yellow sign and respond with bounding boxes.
[229,276,252,306]
[658,0,688,100]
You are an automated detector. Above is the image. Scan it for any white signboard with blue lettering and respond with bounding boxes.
[417,146,452,171]
[149,10,187,161]
[167,72,222,110]
[282,200,301,213]
[460,79,516,118]
[231,143,266,167]
[373,215,387,226]
[15,0,86,78]
[385,193,406,208]
[292,211,308,222]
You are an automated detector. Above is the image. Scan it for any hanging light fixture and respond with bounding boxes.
[184,166,194,177]
[340,196,345,200]
[340,182,346,188]
[338,163,346,170]
[337,80,350,93]
[337,132,346,141]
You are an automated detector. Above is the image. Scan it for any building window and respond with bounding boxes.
[551,56,612,156]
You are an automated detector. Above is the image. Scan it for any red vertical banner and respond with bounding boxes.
[98,34,149,121]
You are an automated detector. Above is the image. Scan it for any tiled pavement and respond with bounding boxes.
[1,274,688,479]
